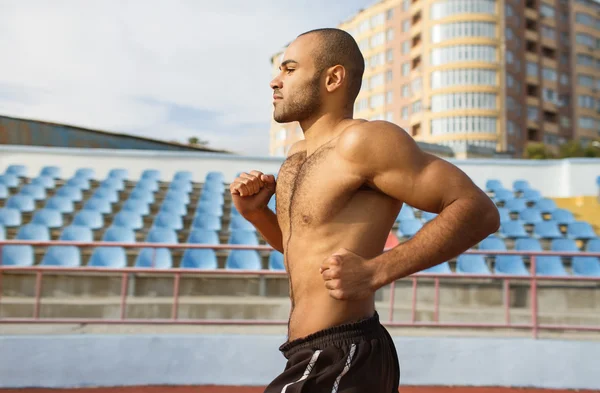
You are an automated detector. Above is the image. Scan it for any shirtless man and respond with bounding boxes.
[230,28,500,392]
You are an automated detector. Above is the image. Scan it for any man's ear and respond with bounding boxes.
[325,65,346,93]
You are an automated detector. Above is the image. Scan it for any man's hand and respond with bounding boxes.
[230,171,276,218]
[320,248,379,301]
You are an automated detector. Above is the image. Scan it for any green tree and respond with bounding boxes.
[524,142,555,159]
[188,136,209,146]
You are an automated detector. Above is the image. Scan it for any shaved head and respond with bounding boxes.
[298,28,365,109]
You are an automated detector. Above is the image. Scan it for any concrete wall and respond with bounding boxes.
[0,145,599,197]
[0,334,598,390]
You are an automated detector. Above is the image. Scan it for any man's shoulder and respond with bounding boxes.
[286,139,307,158]
[337,120,413,160]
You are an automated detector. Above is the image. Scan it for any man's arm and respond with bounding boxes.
[339,121,500,288]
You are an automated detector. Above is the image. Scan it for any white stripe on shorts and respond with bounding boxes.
[281,349,322,393]
[331,343,357,393]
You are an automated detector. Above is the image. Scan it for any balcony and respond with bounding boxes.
[525,30,539,42]
[527,96,540,106]
[525,8,538,20]
[544,122,559,134]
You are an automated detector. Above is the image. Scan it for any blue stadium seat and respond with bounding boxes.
[551,209,575,225]
[60,225,93,242]
[19,184,46,201]
[92,188,118,204]
[205,171,224,184]
[0,184,7,199]
[99,177,125,192]
[519,208,543,225]
[567,221,597,240]
[169,180,192,194]
[135,228,177,269]
[497,207,511,223]
[152,212,183,231]
[229,215,255,231]
[456,254,490,274]
[6,164,27,178]
[55,186,83,202]
[31,208,63,229]
[188,229,219,244]
[535,198,557,214]
[122,198,150,216]
[420,211,437,223]
[536,256,568,276]
[229,230,258,245]
[128,189,154,204]
[66,177,90,191]
[533,221,563,239]
[141,169,160,181]
[181,248,218,269]
[226,250,262,270]
[173,171,193,182]
[74,168,95,180]
[485,179,503,193]
[108,168,129,180]
[479,236,506,251]
[196,199,223,216]
[230,205,241,217]
[1,223,51,266]
[200,191,225,205]
[504,198,527,213]
[495,255,529,275]
[83,197,112,215]
[587,238,600,252]
[493,189,514,203]
[45,196,74,214]
[134,179,159,192]
[398,219,423,238]
[396,205,415,221]
[572,257,600,276]
[88,247,127,268]
[15,223,49,241]
[6,194,35,213]
[164,190,190,205]
[0,174,19,188]
[551,238,578,252]
[268,196,277,213]
[102,226,135,243]
[500,221,529,239]
[202,180,225,193]
[159,201,187,216]
[30,176,55,190]
[422,262,452,274]
[513,180,530,192]
[269,251,285,270]
[41,245,82,267]
[522,189,542,203]
[73,210,104,230]
[515,238,542,251]
[0,208,21,227]
[112,211,143,231]
[40,166,61,179]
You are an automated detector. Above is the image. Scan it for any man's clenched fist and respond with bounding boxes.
[230,170,276,217]
[320,248,379,301]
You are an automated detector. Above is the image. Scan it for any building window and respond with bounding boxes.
[430,45,497,66]
[402,62,411,76]
[541,26,556,40]
[402,0,409,12]
[387,29,395,42]
[386,91,394,104]
[411,77,422,92]
[560,73,569,85]
[542,67,557,82]
[402,20,411,32]
[412,100,422,114]
[370,94,385,108]
[386,8,394,20]
[386,49,394,62]
[386,70,393,82]
[371,32,385,48]
[560,116,571,128]
[402,41,410,54]
[431,69,497,88]
[401,106,409,119]
[540,4,555,18]
[578,94,596,109]
[431,21,496,43]
[526,62,538,77]
[431,0,496,20]
[578,74,595,87]
[430,116,497,135]
[431,92,497,112]
[369,73,384,89]
[576,33,598,48]
[527,106,538,121]
[386,112,394,122]
[401,84,410,97]
[579,117,597,129]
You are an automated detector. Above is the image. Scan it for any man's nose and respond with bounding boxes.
[270,76,282,90]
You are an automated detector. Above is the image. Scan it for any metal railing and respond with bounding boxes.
[0,239,599,338]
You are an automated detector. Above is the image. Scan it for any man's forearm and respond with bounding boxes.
[371,197,499,288]
[245,208,284,253]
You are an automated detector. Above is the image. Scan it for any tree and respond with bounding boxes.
[524,142,555,159]
[558,140,600,158]
[187,136,209,146]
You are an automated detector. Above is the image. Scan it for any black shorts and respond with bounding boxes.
[264,311,400,393]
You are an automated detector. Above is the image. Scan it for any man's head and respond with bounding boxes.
[270,28,365,124]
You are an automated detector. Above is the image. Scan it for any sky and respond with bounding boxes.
[0,0,371,156]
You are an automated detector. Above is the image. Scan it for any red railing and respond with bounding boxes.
[0,239,599,339]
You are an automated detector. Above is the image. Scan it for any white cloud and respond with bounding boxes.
[0,0,368,156]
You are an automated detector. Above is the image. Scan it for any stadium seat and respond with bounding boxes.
[226,249,262,270]
[456,254,490,274]
[128,189,154,204]
[515,238,542,251]
[6,194,35,213]
[188,229,219,244]
[536,256,568,276]
[422,262,452,274]
[92,188,119,204]
[15,222,49,241]
[479,236,506,251]
[122,198,150,216]
[73,210,104,230]
[205,171,225,184]
[587,238,600,252]
[108,168,129,180]
[83,197,112,215]
[0,208,21,227]
[181,248,218,269]
[269,251,285,270]
[398,219,423,238]
[513,180,530,192]
[159,201,187,216]
[152,212,183,231]
[60,225,94,242]
[103,226,135,243]
[535,198,557,214]
[229,230,258,245]
[2,223,50,267]
[229,215,255,231]
[200,191,225,206]
[196,200,223,216]
[74,168,95,180]
[134,179,159,192]
[566,221,597,240]
[268,197,277,213]
[135,228,176,269]
[421,211,437,223]
[146,227,178,244]
[99,177,125,192]
[141,169,160,181]
[519,208,543,225]
[6,164,27,178]
[88,247,127,268]
[173,171,193,182]
[0,184,7,199]
[396,205,416,221]
[485,179,503,193]
[45,196,74,214]
[497,207,511,223]
[500,221,529,239]
[0,225,4,240]
[495,255,529,275]
[31,208,63,229]
[66,177,91,191]
[522,189,542,203]
[19,184,46,201]
[41,245,82,267]
[551,209,575,225]
[30,176,55,190]
[169,180,192,194]
[493,189,514,203]
[504,198,527,214]
[164,191,190,206]
[0,174,19,188]
[55,186,83,202]
[112,211,143,231]
[202,181,225,194]
[40,166,61,179]
[533,221,563,239]
[572,256,600,276]
[551,238,578,252]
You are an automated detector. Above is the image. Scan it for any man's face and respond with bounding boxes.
[270,35,323,124]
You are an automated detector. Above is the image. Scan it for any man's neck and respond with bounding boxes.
[300,112,354,155]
